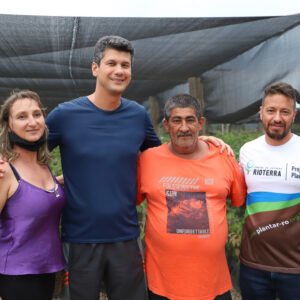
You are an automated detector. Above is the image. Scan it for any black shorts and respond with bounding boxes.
[65,238,148,300]
[0,273,55,300]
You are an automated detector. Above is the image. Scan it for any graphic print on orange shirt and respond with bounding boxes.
[166,190,210,235]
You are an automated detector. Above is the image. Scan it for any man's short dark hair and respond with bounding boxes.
[164,94,202,121]
[263,82,296,109]
[93,35,134,65]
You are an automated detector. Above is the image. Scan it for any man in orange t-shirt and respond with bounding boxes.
[137,94,246,300]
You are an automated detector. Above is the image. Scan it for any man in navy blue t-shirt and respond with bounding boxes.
[46,36,161,300]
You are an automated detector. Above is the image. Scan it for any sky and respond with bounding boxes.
[0,0,300,17]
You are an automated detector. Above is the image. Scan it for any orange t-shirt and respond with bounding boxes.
[137,143,246,300]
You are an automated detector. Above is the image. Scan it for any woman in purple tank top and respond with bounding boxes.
[0,90,66,300]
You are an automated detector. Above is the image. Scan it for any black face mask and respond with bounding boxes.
[9,130,46,152]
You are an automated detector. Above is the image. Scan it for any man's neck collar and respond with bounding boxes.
[167,140,209,160]
[88,92,121,111]
[264,132,294,146]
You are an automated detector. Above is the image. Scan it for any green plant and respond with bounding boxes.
[215,131,261,160]
[49,147,62,176]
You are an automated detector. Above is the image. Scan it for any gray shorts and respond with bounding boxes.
[63,238,148,300]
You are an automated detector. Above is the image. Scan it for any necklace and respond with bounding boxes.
[46,183,60,198]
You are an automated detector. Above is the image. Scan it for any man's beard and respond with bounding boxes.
[264,122,291,141]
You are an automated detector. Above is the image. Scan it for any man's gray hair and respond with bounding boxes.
[164,94,202,121]
[93,35,134,65]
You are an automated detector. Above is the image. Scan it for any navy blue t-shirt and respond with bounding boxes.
[46,96,161,243]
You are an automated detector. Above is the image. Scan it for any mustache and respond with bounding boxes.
[177,131,193,137]
[269,121,284,126]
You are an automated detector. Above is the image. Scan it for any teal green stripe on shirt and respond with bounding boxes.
[245,197,300,218]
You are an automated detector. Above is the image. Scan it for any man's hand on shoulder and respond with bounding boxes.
[0,158,5,178]
[56,174,64,187]
[199,136,234,156]
[0,160,13,213]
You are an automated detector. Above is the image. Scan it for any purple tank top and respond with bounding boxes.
[0,164,66,275]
